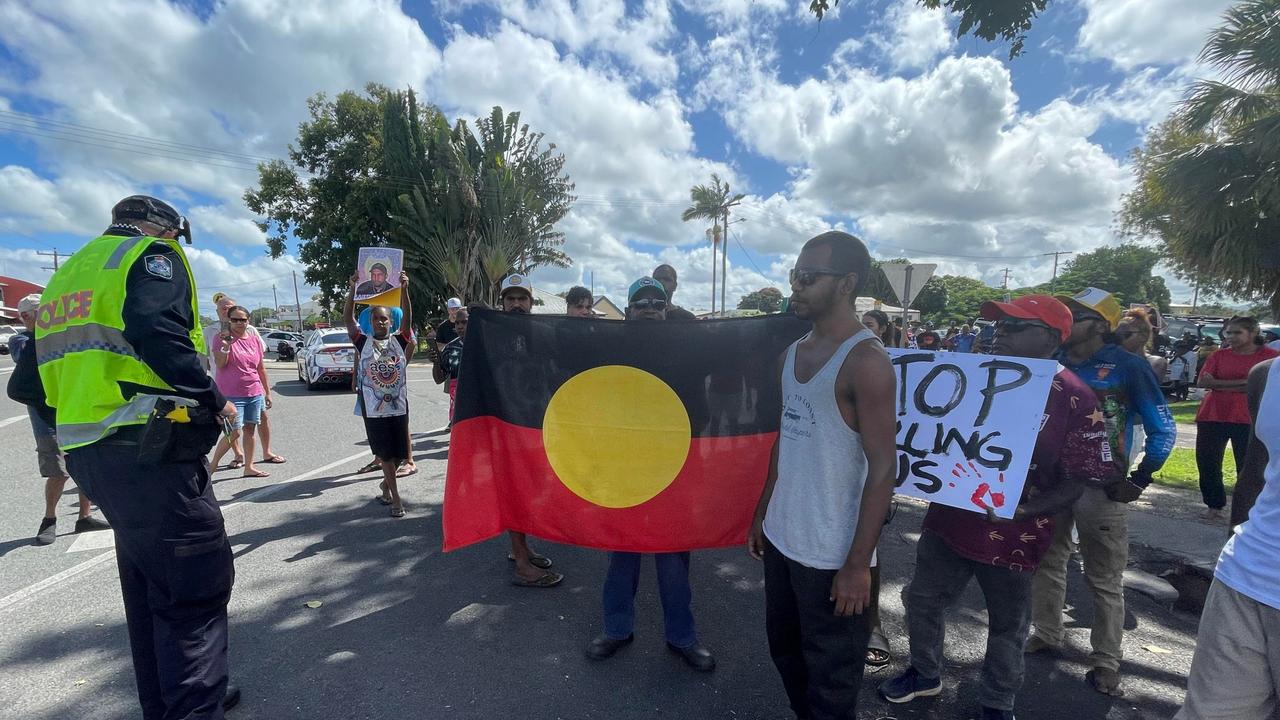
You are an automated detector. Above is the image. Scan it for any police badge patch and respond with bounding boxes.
[144,254,174,279]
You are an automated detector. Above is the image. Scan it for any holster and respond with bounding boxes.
[137,397,221,466]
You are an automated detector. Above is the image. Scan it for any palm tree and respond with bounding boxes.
[681,174,744,316]
[1127,0,1280,316]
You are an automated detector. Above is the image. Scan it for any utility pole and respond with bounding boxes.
[1192,277,1200,313]
[272,284,279,318]
[1042,251,1073,294]
[708,226,717,317]
[720,198,742,317]
[589,271,594,299]
[1000,268,1013,290]
[37,249,67,272]
[292,271,304,331]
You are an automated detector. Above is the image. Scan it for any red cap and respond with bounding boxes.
[980,295,1073,343]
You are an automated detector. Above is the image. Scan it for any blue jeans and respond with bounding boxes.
[602,551,696,648]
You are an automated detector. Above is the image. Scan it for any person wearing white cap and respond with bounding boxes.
[5,294,111,545]
[435,297,465,352]
[499,273,564,587]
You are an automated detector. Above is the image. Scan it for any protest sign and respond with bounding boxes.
[887,348,1057,519]
[354,247,404,306]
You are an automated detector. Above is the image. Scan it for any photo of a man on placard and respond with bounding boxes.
[355,263,393,297]
[354,248,404,303]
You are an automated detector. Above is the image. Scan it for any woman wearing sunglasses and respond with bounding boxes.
[209,306,272,478]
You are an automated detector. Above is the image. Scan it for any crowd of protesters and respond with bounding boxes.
[10,197,1278,720]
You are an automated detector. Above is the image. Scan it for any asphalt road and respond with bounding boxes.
[0,355,1211,719]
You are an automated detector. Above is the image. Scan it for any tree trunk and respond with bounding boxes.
[1270,280,1280,322]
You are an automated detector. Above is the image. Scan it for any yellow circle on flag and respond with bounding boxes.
[543,365,691,509]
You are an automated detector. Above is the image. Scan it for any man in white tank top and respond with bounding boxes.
[748,232,898,720]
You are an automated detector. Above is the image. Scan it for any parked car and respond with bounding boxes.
[296,330,355,390]
[262,330,303,357]
[0,324,19,354]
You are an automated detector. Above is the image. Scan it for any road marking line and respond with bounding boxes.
[0,414,28,429]
[0,425,450,613]
[0,552,118,612]
[66,530,116,553]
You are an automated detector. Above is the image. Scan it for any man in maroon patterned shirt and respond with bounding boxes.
[880,295,1112,720]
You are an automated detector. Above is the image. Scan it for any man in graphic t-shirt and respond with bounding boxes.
[1028,287,1175,697]
[880,296,1111,720]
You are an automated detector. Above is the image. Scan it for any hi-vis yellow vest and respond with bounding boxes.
[36,234,204,451]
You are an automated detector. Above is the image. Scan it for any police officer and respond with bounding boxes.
[37,196,240,719]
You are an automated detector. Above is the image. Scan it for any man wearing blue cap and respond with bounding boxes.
[585,276,716,672]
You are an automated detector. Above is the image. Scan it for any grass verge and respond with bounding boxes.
[1151,447,1236,494]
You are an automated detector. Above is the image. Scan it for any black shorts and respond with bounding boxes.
[363,413,411,463]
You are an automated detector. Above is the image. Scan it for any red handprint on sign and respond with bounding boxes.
[952,461,1006,511]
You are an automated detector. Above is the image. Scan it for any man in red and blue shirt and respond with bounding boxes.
[880,295,1111,720]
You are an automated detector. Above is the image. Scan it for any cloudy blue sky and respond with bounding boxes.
[0,0,1236,315]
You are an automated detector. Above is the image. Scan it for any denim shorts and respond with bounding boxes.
[228,395,264,429]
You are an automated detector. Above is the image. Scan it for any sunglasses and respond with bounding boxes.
[630,299,667,311]
[1072,310,1104,323]
[229,318,249,323]
[995,318,1052,334]
[789,267,848,287]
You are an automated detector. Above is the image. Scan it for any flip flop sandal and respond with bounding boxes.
[510,570,563,588]
[263,455,287,464]
[376,494,393,506]
[396,463,418,478]
[356,460,381,474]
[508,553,553,569]
[389,505,406,518]
[242,470,271,478]
[866,627,891,669]
[227,459,245,470]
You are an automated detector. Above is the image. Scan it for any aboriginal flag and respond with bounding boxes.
[443,310,809,553]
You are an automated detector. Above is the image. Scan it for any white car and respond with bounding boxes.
[296,329,355,390]
[0,325,19,355]
[262,330,303,355]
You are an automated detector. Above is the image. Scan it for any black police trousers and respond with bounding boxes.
[67,441,234,720]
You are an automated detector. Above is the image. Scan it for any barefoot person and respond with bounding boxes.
[346,271,414,518]
[748,231,898,719]
[210,305,273,479]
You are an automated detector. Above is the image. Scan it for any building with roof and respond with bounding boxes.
[0,276,46,322]
[591,295,624,320]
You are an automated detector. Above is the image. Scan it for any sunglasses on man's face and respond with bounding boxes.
[995,318,1052,334]
[631,299,667,311]
[789,267,847,287]
[1072,310,1104,323]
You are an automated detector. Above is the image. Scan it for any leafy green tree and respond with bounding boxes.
[245,87,575,329]
[1052,244,1171,311]
[245,85,402,313]
[1194,303,1243,317]
[249,307,275,326]
[912,277,947,317]
[738,287,785,313]
[681,174,744,315]
[809,0,1050,58]
[925,275,1004,326]
[1120,0,1280,319]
